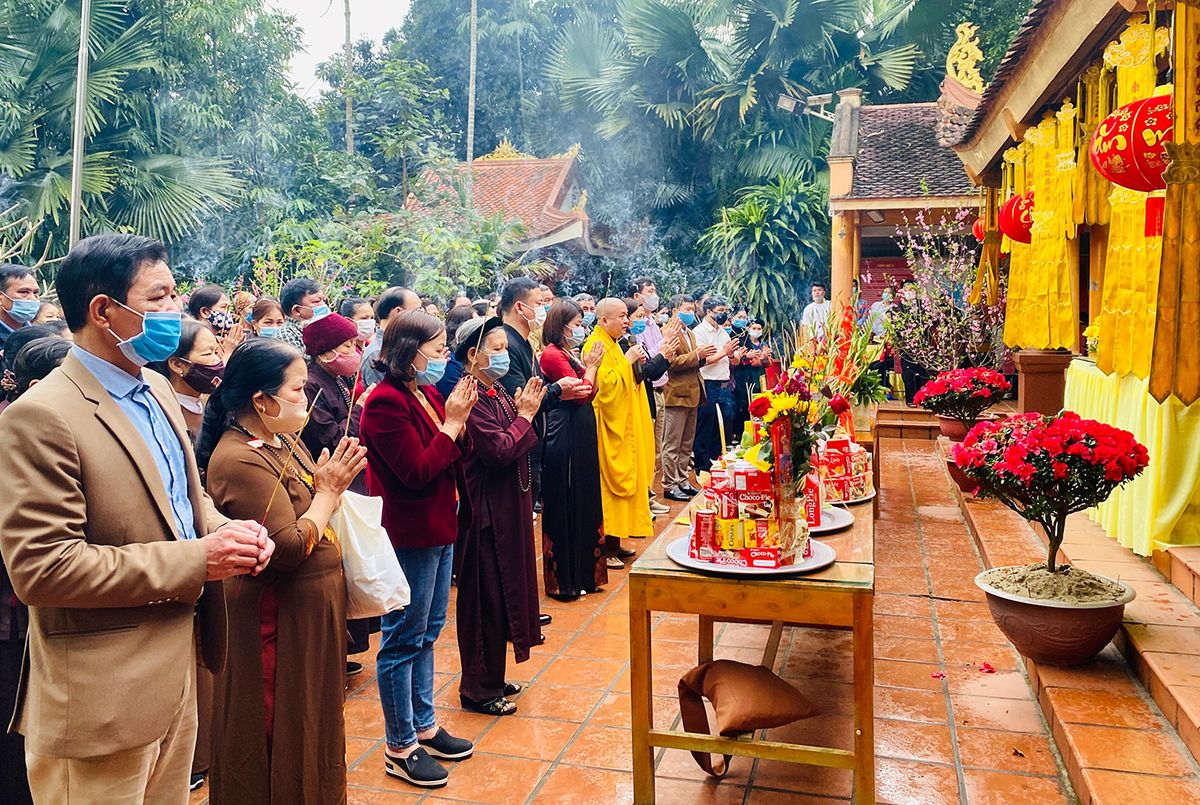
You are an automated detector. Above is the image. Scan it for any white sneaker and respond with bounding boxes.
[649,500,670,516]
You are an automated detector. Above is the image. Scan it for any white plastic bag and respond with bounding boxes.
[331,491,410,618]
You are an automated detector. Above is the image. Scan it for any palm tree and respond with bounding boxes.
[0,0,240,254]
[698,175,829,334]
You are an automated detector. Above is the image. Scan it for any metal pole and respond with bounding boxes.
[68,0,92,247]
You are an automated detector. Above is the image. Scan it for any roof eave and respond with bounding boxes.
[954,0,1132,182]
[832,195,980,211]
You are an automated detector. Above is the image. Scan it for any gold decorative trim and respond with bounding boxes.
[1103,20,1169,70]
[570,189,588,213]
[477,138,537,161]
[946,23,985,95]
[1162,142,1200,184]
[551,143,582,160]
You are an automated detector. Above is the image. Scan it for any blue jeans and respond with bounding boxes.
[378,543,453,749]
[694,379,734,472]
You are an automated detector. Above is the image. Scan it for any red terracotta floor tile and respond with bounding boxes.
[1125,624,1200,656]
[346,788,423,804]
[875,614,937,640]
[1032,648,1134,692]
[655,748,753,785]
[961,769,1065,804]
[529,763,634,804]
[950,693,1045,733]
[1043,687,1162,729]
[1081,769,1200,805]
[874,660,946,692]
[874,687,950,724]
[874,757,961,805]
[508,684,604,723]
[873,594,934,618]
[946,669,1034,700]
[874,719,956,764]
[1065,724,1195,776]
[1142,651,1200,688]
[939,640,1021,673]
[745,790,851,804]
[752,760,853,798]
[537,656,626,690]
[561,724,634,771]
[473,716,578,761]
[955,727,1059,776]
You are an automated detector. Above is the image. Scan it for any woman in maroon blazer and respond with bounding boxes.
[359,312,479,789]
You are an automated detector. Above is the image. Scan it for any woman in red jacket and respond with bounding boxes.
[359,312,478,789]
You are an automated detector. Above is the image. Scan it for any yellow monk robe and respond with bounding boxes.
[586,326,655,539]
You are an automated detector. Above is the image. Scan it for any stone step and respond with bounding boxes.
[875,402,939,440]
[942,438,1200,800]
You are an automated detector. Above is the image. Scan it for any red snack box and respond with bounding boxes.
[823,438,851,477]
[733,463,772,493]
[737,490,775,521]
[713,488,740,520]
[691,510,717,560]
[849,445,871,475]
[804,473,823,526]
[823,476,850,503]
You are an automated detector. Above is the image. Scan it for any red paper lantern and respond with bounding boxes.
[998,191,1034,244]
[972,217,986,242]
[1090,94,1173,193]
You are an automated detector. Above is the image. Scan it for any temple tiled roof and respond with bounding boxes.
[945,0,1060,147]
[845,104,975,199]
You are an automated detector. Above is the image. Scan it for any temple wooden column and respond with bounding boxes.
[831,210,858,302]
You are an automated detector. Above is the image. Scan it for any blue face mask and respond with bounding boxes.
[3,294,40,323]
[110,300,183,367]
[259,326,281,339]
[568,326,587,347]
[302,303,331,324]
[479,350,510,381]
[732,317,749,330]
[415,354,448,386]
[678,311,696,327]
[582,311,596,327]
[630,319,647,336]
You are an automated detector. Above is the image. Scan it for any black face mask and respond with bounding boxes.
[712,312,729,325]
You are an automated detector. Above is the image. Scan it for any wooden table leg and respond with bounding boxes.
[629,582,656,804]
[852,592,875,804]
[698,615,715,664]
[761,621,785,670]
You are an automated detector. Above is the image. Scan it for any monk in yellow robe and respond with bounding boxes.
[586,298,655,564]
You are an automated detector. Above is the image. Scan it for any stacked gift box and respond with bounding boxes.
[690,457,812,569]
[817,435,874,504]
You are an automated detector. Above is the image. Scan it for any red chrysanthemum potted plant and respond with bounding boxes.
[914,367,1011,442]
[954,412,1148,666]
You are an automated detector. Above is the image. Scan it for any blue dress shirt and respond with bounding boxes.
[72,346,198,540]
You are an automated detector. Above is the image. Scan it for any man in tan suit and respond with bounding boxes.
[0,233,274,804]
[661,295,719,501]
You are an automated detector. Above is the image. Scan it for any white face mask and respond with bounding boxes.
[356,319,377,339]
[641,293,660,313]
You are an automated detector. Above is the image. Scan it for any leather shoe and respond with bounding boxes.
[539,613,552,627]
[663,487,691,502]
[681,484,700,496]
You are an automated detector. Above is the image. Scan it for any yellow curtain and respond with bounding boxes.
[1150,3,1200,405]
[1064,359,1200,555]
[1095,19,1170,378]
[1002,109,1077,350]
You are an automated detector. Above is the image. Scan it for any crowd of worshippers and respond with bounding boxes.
[0,235,776,803]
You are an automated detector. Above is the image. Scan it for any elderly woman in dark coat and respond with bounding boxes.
[453,316,546,715]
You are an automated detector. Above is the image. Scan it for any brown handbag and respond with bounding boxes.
[677,660,816,776]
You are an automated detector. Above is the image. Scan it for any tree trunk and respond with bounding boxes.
[465,0,478,205]
[343,0,354,155]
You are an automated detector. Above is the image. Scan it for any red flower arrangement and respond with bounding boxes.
[914,367,1010,425]
[953,412,1148,572]
[748,395,771,418]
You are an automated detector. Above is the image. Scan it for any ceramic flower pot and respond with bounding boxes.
[936,412,999,442]
[975,569,1136,666]
[945,457,978,495]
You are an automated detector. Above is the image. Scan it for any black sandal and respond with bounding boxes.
[459,694,518,716]
[503,682,523,697]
